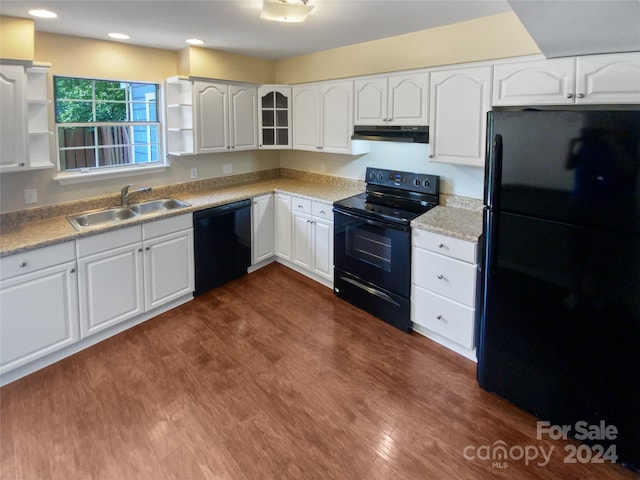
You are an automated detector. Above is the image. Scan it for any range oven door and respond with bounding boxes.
[333,208,411,297]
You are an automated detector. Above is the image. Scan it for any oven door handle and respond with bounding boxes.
[340,276,401,307]
[333,208,410,232]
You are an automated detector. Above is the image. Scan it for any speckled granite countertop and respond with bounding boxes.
[412,206,483,242]
[0,172,484,257]
[0,178,363,257]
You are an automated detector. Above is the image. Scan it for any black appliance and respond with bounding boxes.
[478,109,640,471]
[193,199,252,296]
[351,125,429,143]
[333,167,439,331]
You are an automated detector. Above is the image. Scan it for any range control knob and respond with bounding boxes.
[413,178,421,187]
[369,170,377,180]
[424,179,430,188]
[378,172,384,181]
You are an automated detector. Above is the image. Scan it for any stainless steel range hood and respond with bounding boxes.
[351,125,429,143]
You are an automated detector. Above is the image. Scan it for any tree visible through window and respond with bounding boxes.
[55,77,161,171]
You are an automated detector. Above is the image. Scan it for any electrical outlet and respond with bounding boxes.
[190,168,198,179]
[223,163,233,175]
[320,163,326,173]
[24,188,38,205]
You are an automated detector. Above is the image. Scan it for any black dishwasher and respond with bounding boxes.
[193,199,251,296]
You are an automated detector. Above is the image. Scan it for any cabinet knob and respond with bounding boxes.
[70,268,76,274]
[566,93,574,99]
[320,210,326,215]
[577,93,585,99]
[19,261,27,268]
[438,243,446,249]
[428,154,434,158]
[18,162,26,167]
[138,248,143,252]
[436,315,447,323]
[145,246,150,251]
[437,274,446,280]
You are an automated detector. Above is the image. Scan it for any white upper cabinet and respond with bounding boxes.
[293,80,369,155]
[575,53,640,104]
[258,86,292,149]
[1,64,53,173]
[195,81,229,153]
[229,84,258,151]
[429,65,492,167]
[354,72,429,126]
[493,53,640,105]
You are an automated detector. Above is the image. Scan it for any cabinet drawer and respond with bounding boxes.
[311,201,332,221]
[77,225,142,258]
[0,242,75,280]
[412,285,475,349]
[291,197,311,214]
[412,247,477,306]
[142,213,192,239]
[412,228,477,263]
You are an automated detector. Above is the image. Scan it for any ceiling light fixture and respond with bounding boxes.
[260,0,315,23]
[185,38,205,45]
[108,33,130,40]
[28,9,57,19]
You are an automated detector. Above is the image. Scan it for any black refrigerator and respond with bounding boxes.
[478,109,640,471]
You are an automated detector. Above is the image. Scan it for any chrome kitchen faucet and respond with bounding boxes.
[120,184,152,206]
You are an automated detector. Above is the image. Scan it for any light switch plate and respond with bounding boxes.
[223,163,232,175]
[190,168,198,179]
[24,188,38,204]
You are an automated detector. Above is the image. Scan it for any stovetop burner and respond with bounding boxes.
[333,168,440,224]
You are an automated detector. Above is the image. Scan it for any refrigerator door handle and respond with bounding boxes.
[486,134,503,210]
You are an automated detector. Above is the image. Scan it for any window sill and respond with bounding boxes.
[53,164,168,185]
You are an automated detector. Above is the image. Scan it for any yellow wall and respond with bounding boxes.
[0,16,34,61]
[35,32,177,82]
[185,46,276,84]
[276,12,540,84]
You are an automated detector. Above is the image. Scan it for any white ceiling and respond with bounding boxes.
[1,0,513,59]
[1,1,638,61]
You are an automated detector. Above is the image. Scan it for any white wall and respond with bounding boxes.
[280,141,485,199]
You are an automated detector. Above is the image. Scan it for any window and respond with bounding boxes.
[54,76,162,172]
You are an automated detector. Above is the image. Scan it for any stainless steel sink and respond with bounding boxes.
[130,198,191,216]
[67,197,190,230]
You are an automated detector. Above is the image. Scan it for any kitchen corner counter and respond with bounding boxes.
[0,178,363,257]
[412,205,483,242]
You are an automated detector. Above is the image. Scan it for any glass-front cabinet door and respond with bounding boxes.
[258,86,291,149]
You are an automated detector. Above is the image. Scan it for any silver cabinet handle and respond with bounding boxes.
[566,93,573,99]
[19,261,27,268]
[320,210,326,215]
[138,248,143,252]
[438,243,446,249]
[437,274,446,280]
[145,246,150,251]
[70,268,76,274]
[577,93,585,98]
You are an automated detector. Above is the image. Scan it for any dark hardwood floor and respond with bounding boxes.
[1,263,637,479]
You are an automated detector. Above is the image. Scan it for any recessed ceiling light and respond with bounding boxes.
[108,33,131,40]
[185,38,205,46]
[28,9,57,19]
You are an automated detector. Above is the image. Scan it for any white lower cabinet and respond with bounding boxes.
[274,192,292,260]
[252,194,275,265]
[291,196,334,284]
[77,214,194,338]
[411,228,479,360]
[0,242,79,374]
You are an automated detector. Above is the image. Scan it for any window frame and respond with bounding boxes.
[53,75,165,182]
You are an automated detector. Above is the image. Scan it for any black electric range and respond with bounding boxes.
[333,168,439,331]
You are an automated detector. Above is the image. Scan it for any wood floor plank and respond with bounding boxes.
[1,263,637,479]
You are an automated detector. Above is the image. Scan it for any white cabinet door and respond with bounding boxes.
[275,193,292,260]
[229,84,258,151]
[143,229,194,311]
[194,81,229,153]
[387,72,430,125]
[492,58,575,106]
[292,210,313,270]
[292,85,320,151]
[258,86,292,149]
[320,81,353,154]
[0,261,79,373]
[0,65,27,172]
[252,194,275,265]
[78,243,144,338]
[429,66,491,167]
[311,217,333,282]
[576,53,640,104]
[354,76,387,125]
